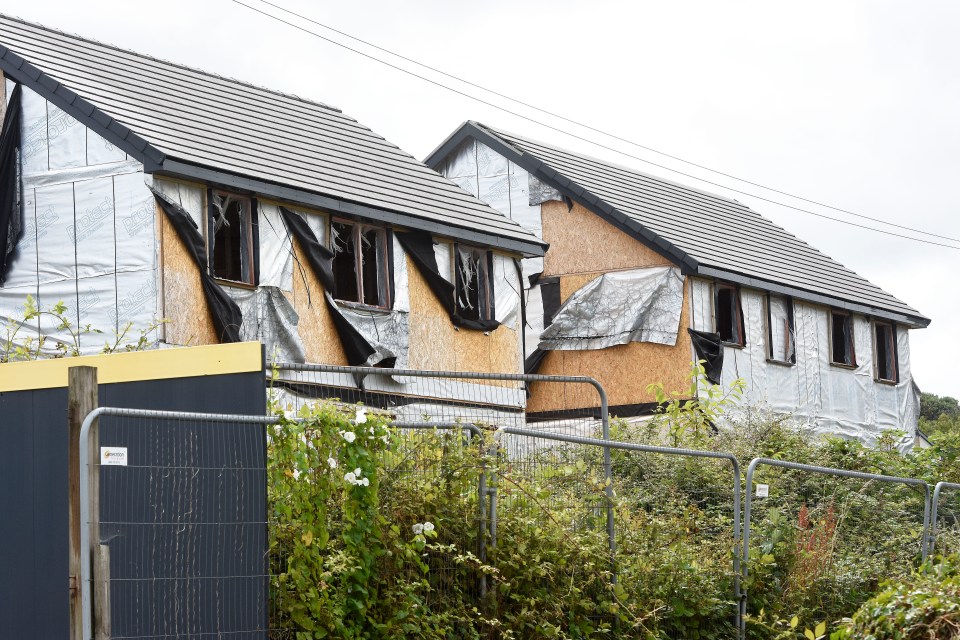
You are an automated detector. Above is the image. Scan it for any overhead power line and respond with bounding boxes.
[253,0,958,246]
[231,0,960,251]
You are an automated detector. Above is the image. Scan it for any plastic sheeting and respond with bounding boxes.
[492,254,521,330]
[540,266,684,351]
[0,86,158,356]
[439,138,547,241]
[274,367,526,410]
[688,278,919,449]
[328,293,410,368]
[150,178,204,229]
[226,285,305,363]
[258,203,294,291]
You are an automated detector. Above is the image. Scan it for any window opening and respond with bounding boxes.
[330,220,390,307]
[715,283,744,346]
[210,191,254,284]
[455,245,492,321]
[766,294,795,363]
[874,322,898,382]
[830,310,856,366]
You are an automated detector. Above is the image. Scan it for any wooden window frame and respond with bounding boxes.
[765,293,796,365]
[330,218,392,310]
[208,189,257,287]
[454,244,494,322]
[829,309,858,368]
[714,282,746,347]
[872,321,899,384]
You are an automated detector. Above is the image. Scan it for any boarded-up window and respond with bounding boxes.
[874,322,898,382]
[209,191,256,285]
[766,294,795,363]
[715,283,744,346]
[455,245,493,322]
[330,220,390,308]
[830,310,857,366]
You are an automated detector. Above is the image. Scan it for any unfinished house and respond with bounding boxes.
[426,122,930,446]
[0,17,544,415]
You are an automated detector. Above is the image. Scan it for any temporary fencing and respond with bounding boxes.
[491,426,742,638]
[76,375,960,640]
[741,458,931,638]
[79,407,276,640]
[929,481,960,557]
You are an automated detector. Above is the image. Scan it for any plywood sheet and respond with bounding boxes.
[541,200,672,277]
[159,203,218,346]
[287,237,348,365]
[406,254,521,381]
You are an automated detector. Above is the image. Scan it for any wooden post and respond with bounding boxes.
[94,545,111,640]
[68,366,98,640]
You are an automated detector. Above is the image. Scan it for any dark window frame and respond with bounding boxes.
[765,293,796,365]
[873,321,899,383]
[329,218,393,309]
[829,309,857,368]
[207,189,257,286]
[714,282,746,347]
[454,244,494,322]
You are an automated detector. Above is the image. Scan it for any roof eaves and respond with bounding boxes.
[697,265,930,329]
[0,42,167,169]
[160,158,547,258]
[463,126,699,273]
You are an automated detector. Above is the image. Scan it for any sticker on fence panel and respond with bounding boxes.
[100,446,128,466]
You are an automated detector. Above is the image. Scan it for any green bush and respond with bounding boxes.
[835,557,960,639]
[266,368,960,639]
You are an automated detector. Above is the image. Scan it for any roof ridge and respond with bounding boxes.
[0,12,345,114]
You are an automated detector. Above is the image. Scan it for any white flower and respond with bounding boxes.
[354,468,362,477]
[355,408,368,424]
[344,471,357,484]
[292,469,301,480]
[327,457,338,469]
[361,477,370,486]
[422,521,435,533]
[340,430,357,443]
[284,409,297,420]
[381,435,389,444]
[412,523,424,534]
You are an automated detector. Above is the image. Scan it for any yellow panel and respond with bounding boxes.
[0,342,263,392]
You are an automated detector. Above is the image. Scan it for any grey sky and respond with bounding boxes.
[5,0,957,397]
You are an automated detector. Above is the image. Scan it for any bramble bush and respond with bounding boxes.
[834,556,960,639]
[267,366,960,639]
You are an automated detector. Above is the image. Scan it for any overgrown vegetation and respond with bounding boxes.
[835,556,960,639]
[268,370,960,639]
[1,295,161,362]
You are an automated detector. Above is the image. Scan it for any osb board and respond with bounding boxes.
[541,200,673,277]
[286,237,348,365]
[527,278,693,413]
[561,272,600,301]
[406,254,521,382]
[159,203,219,346]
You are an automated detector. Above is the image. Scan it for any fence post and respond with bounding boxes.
[68,366,98,640]
[94,545,111,640]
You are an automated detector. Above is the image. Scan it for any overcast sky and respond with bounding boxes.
[4,0,957,398]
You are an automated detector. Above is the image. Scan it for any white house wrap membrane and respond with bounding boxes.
[0,85,158,355]
[690,278,918,449]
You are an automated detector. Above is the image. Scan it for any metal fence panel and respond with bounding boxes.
[494,426,742,639]
[80,408,276,640]
[741,458,930,638]
[929,482,960,557]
